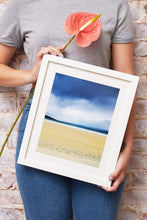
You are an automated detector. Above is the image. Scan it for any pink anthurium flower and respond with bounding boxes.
[64,12,101,47]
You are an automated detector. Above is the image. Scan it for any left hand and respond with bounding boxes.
[101,150,130,192]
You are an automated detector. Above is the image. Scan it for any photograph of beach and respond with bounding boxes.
[37,72,120,168]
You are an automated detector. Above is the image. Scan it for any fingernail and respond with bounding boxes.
[46,49,50,53]
[53,51,58,56]
[60,53,64,58]
[108,177,113,181]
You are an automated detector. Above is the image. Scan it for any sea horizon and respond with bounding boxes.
[44,115,108,136]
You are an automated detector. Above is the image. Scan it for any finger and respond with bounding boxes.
[37,47,51,59]
[99,169,125,192]
[47,46,64,57]
[109,167,126,183]
[106,173,125,192]
[99,185,110,191]
[109,178,122,191]
[108,161,125,182]
[38,47,57,57]
[99,181,119,192]
[57,45,65,51]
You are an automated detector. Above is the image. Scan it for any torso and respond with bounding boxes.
[18,0,118,69]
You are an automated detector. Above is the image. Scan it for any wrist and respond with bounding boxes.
[24,70,36,84]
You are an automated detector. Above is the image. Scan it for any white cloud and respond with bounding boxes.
[46,94,113,130]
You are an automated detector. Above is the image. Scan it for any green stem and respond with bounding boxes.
[0,89,34,157]
[61,34,76,53]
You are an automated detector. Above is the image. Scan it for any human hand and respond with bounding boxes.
[27,45,64,86]
[100,150,130,192]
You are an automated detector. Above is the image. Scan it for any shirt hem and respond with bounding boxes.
[112,38,134,43]
[0,39,21,48]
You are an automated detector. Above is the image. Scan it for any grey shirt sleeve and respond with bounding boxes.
[112,0,134,43]
[0,0,22,48]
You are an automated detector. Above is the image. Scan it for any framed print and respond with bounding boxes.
[17,55,139,187]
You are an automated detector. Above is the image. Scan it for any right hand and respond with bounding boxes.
[29,45,64,87]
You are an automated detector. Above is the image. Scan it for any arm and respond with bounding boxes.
[0,43,64,87]
[103,43,136,192]
[0,43,31,87]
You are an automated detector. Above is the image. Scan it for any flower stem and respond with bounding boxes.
[61,34,76,53]
[0,89,34,157]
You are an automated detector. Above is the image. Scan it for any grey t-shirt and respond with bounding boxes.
[0,0,134,69]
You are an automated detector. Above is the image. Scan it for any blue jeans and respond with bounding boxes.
[15,89,124,220]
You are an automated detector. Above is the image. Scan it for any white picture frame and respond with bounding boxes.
[17,55,139,187]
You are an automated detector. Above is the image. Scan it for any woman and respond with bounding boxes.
[0,0,136,219]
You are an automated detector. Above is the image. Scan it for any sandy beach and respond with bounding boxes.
[37,119,107,168]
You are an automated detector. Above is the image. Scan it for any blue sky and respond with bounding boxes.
[46,73,119,132]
